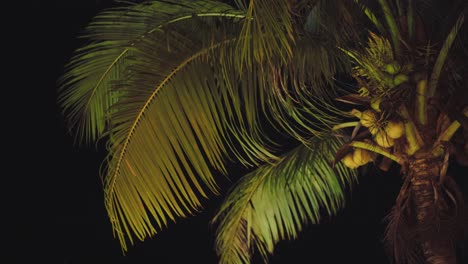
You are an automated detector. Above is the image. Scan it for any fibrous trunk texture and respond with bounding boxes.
[385,154,466,264]
[410,157,456,264]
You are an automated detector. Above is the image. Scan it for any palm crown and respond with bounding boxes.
[59,0,468,263]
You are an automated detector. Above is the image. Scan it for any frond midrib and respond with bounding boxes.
[106,37,238,202]
[82,11,246,125]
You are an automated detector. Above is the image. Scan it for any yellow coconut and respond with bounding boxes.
[360,109,378,127]
[385,120,405,139]
[393,74,409,86]
[353,148,372,166]
[374,132,395,148]
[342,153,359,169]
[368,125,379,135]
[384,62,401,75]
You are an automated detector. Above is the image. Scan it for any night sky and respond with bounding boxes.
[10,1,467,263]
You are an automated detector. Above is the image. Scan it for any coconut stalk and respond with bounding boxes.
[349,141,403,164]
[401,106,423,155]
[432,108,468,157]
[416,79,428,125]
[332,121,360,130]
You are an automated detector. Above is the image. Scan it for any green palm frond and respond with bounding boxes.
[428,12,465,97]
[213,136,357,264]
[59,0,290,251]
[355,0,386,34]
[233,0,294,68]
[102,16,289,250]
[377,0,401,56]
[58,0,244,143]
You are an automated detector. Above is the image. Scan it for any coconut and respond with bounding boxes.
[385,120,405,139]
[368,125,379,135]
[384,62,401,75]
[374,132,395,148]
[360,109,378,127]
[342,153,359,169]
[353,148,372,165]
[393,74,409,86]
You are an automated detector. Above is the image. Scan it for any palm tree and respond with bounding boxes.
[58,0,468,263]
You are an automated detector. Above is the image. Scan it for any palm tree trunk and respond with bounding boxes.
[409,156,457,264]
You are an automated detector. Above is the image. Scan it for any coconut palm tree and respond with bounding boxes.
[58,0,468,263]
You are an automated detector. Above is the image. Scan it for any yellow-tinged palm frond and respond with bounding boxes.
[213,136,357,264]
[58,0,244,144]
[59,0,287,251]
[340,33,397,95]
[101,19,291,251]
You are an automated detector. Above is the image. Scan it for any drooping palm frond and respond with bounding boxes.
[59,0,368,252]
[58,0,244,144]
[58,0,290,251]
[213,136,357,264]
[101,16,295,251]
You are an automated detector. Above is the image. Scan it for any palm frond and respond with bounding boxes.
[428,12,465,97]
[58,0,293,251]
[377,0,401,56]
[97,5,301,251]
[233,0,294,68]
[58,0,244,144]
[240,0,365,143]
[304,0,366,46]
[213,136,357,264]
[354,0,386,34]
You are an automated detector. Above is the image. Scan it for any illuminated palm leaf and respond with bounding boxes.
[58,0,280,251]
[213,136,357,264]
[59,0,366,252]
[58,0,244,143]
[59,0,468,263]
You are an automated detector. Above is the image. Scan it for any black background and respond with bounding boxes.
[8,1,467,263]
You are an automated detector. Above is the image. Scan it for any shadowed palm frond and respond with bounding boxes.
[428,12,464,97]
[305,0,366,44]
[239,0,367,143]
[270,34,355,139]
[213,136,357,264]
[233,0,294,68]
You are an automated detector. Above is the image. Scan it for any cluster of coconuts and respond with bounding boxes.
[342,148,373,169]
[341,107,405,169]
[383,61,411,88]
[360,109,405,148]
[340,60,410,169]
